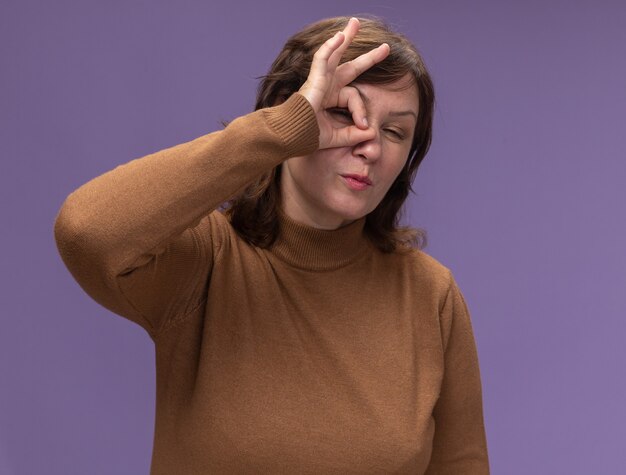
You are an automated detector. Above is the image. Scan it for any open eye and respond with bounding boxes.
[327,108,353,123]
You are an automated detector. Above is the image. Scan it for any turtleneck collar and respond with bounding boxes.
[270,211,370,271]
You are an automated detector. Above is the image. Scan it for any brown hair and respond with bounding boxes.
[226,15,434,252]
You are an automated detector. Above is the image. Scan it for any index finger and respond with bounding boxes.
[335,43,390,87]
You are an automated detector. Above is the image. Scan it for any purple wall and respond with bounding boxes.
[2,1,625,473]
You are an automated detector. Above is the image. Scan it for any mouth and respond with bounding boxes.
[341,174,373,191]
[342,174,372,185]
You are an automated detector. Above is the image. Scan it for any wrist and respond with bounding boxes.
[297,83,322,113]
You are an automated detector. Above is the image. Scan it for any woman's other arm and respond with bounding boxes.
[425,274,490,474]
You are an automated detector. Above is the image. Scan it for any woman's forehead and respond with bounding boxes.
[351,79,419,115]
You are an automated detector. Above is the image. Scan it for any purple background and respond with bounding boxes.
[2,0,625,473]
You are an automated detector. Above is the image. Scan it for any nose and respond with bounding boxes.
[352,129,382,162]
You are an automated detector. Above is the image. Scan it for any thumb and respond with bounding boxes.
[325,125,377,150]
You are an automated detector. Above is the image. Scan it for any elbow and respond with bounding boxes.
[54,194,85,263]
[54,197,74,253]
[53,194,106,278]
[53,197,138,322]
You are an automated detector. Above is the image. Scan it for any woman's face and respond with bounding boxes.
[281,75,419,229]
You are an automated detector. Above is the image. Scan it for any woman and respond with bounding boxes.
[54,16,489,474]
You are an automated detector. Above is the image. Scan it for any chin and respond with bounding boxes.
[330,201,372,223]
[317,191,378,227]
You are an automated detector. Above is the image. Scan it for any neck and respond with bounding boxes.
[271,210,369,271]
[281,193,356,231]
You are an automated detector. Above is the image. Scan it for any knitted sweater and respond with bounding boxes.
[54,93,489,474]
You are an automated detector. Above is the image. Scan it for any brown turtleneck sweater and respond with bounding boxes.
[54,93,489,474]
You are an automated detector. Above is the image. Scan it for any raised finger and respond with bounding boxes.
[327,17,360,69]
[309,30,346,80]
[301,31,349,110]
[335,43,390,86]
[313,30,346,63]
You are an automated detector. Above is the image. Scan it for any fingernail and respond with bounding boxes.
[362,117,368,127]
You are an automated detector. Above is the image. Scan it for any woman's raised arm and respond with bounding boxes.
[54,95,318,338]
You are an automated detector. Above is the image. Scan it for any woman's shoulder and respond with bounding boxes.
[202,210,266,257]
[202,209,237,249]
[390,246,455,295]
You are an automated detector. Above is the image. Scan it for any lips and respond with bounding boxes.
[341,173,373,191]
[341,174,372,185]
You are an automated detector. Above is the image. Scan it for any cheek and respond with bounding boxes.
[295,150,341,179]
[383,148,410,182]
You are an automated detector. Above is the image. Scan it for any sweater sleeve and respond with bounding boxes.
[425,274,490,474]
[53,93,319,339]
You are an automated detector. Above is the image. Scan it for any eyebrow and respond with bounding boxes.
[352,85,418,121]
